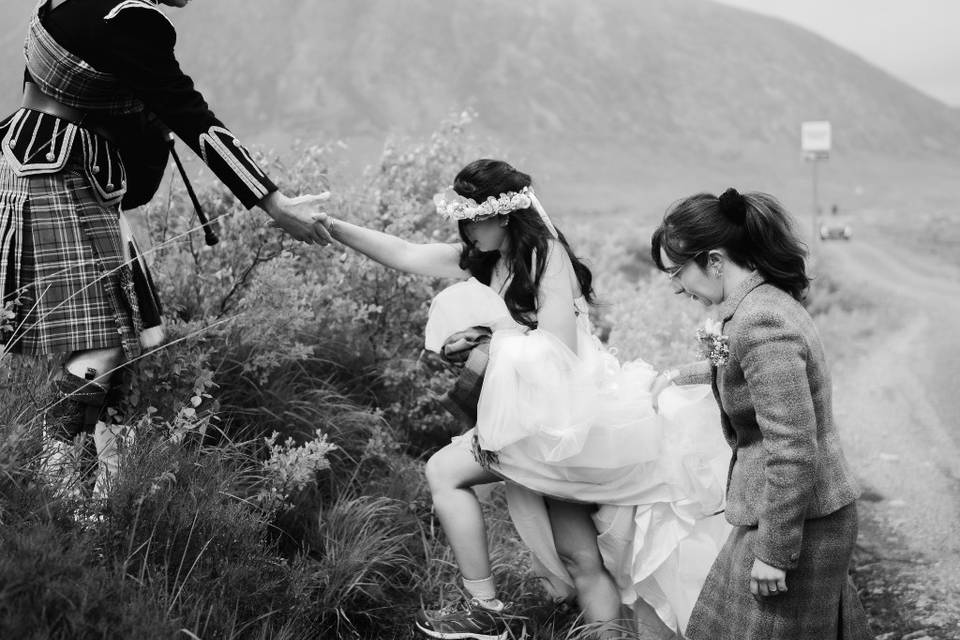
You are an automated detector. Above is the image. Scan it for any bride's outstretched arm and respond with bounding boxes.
[318,213,470,279]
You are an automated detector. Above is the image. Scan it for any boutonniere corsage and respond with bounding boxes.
[696,318,730,367]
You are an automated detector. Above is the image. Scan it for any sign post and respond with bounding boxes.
[801,121,831,261]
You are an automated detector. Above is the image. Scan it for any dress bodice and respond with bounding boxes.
[489,257,590,333]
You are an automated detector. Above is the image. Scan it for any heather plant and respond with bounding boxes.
[256,428,337,511]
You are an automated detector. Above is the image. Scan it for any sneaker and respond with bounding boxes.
[415,598,526,640]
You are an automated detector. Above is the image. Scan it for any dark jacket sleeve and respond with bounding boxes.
[737,309,818,570]
[100,6,276,209]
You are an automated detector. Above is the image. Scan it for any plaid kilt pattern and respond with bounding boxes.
[686,502,872,640]
[1,152,145,359]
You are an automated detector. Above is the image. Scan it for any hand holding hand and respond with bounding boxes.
[750,558,788,600]
[313,211,337,235]
[260,191,332,245]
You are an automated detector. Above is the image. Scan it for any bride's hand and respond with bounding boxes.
[313,211,340,236]
[649,370,677,412]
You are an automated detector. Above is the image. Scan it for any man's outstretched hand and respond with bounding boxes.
[260,191,333,245]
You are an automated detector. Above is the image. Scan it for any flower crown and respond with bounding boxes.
[433,186,534,222]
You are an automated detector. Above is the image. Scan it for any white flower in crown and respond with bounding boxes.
[433,186,534,222]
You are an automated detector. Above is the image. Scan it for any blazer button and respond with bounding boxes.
[45,152,56,162]
[106,183,114,190]
[232,139,241,147]
[92,165,100,174]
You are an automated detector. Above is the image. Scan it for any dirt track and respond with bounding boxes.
[818,233,960,638]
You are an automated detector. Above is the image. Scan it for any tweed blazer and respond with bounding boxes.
[674,273,860,570]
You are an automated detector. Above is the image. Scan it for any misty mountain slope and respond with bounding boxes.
[139,0,960,161]
[1,0,958,177]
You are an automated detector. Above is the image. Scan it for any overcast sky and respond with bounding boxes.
[715,0,960,107]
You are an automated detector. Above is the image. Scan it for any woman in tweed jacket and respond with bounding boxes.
[649,188,872,639]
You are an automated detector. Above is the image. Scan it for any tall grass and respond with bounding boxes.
[0,116,561,639]
[1,115,883,639]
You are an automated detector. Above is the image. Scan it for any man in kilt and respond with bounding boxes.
[0,0,331,496]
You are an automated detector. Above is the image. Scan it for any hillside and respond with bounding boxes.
[2,0,959,214]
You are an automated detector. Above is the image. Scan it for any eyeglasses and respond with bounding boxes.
[665,250,706,281]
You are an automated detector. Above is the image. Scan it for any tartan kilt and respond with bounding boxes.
[0,150,156,360]
[685,502,873,640]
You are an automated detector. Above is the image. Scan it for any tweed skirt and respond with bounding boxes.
[685,502,872,639]
[0,152,150,359]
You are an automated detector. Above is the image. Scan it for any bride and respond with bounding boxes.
[318,159,729,639]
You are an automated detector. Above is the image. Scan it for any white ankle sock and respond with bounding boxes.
[462,576,503,610]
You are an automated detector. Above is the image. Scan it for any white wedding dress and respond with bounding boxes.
[424,276,731,633]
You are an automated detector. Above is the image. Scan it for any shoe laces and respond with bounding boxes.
[428,597,504,617]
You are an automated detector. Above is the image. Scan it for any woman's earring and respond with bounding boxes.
[714,266,723,279]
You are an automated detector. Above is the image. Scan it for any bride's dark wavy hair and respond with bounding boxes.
[454,159,595,328]
[651,188,810,300]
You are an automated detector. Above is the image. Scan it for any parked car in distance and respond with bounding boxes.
[819,217,852,241]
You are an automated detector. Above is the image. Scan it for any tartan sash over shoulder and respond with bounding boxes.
[24,0,143,115]
[17,0,278,210]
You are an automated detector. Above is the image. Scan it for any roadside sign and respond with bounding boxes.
[801,121,831,159]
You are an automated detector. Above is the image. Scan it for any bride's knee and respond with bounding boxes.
[424,443,489,495]
[556,547,605,580]
[424,452,454,493]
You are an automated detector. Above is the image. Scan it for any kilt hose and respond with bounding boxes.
[686,502,873,640]
[1,153,154,360]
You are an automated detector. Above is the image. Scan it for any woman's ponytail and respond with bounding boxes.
[740,192,809,299]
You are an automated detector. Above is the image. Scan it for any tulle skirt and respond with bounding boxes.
[426,279,731,632]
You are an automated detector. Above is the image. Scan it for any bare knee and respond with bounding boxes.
[65,347,125,386]
[424,453,445,493]
[557,546,605,581]
[424,451,463,495]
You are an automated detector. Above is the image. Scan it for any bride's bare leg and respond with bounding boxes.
[545,498,623,639]
[424,442,500,581]
[545,499,677,639]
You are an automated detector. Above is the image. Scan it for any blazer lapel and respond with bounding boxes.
[714,272,765,457]
[715,272,766,322]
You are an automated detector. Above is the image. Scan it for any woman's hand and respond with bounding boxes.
[750,558,788,599]
[649,370,676,411]
[260,191,332,245]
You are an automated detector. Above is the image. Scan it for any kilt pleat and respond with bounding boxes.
[685,502,872,640]
[0,153,146,359]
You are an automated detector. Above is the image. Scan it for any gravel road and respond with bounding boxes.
[818,232,960,639]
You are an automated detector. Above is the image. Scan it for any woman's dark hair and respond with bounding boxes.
[454,159,595,328]
[650,188,809,300]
